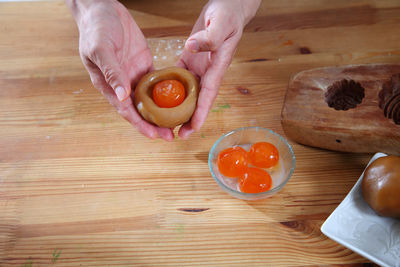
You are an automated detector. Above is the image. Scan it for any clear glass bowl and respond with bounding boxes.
[208,127,296,200]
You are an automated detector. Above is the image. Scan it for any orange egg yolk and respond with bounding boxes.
[248,142,279,168]
[217,146,248,178]
[239,167,272,193]
[152,79,186,108]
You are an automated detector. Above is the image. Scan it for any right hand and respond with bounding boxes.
[176,0,261,139]
[66,0,175,141]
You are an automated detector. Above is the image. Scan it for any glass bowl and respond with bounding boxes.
[208,127,296,200]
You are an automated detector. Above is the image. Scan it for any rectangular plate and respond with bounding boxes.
[321,152,400,267]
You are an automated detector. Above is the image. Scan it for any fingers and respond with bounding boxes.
[191,36,241,133]
[156,127,175,142]
[178,122,195,139]
[88,46,131,102]
[177,64,223,139]
[175,59,187,70]
[179,2,249,139]
[185,12,234,53]
[83,58,174,141]
[192,87,219,132]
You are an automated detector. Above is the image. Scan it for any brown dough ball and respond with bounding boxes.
[134,67,199,128]
[362,155,400,218]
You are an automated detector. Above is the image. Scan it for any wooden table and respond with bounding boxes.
[1,0,399,266]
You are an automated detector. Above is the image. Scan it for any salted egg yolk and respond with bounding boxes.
[152,79,186,108]
[217,146,248,178]
[239,167,272,193]
[248,142,279,168]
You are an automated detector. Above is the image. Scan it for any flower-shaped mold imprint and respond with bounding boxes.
[324,79,365,111]
[379,73,400,125]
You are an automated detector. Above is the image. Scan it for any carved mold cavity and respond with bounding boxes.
[379,73,400,125]
[325,79,365,111]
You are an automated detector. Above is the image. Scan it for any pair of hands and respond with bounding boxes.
[66,0,260,141]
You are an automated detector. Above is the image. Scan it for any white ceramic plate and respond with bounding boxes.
[321,152,400,267]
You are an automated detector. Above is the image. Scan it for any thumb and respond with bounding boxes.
[185,17,233,53]
[93,49,131,102]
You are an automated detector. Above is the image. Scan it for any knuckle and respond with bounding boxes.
[220,57,232,68]
[117,105,130,119]
[88,43,102,56]
[197,98,210,111]
[91,78,103,90]
[87,43,105,63]
[204,37,217,51]
[103,67,118,85]
[136,121,148,133]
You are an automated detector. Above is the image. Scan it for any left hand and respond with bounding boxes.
[66,0,175,141]
[176,0,261,139]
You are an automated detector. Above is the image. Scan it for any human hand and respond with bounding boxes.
[177,0,261,139]
[66,0,174,141]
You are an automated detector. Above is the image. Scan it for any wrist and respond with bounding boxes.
[65,0,113,23]
[240,0,261,24]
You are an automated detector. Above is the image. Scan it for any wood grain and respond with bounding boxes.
[282,63,400,155]
[1,0,399,266]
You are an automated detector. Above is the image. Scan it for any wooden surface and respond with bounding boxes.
[1,0,400,266]
[282,63,400,155]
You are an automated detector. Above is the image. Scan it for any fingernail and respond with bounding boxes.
[186,39,199,53]
[182,129,195,139]
[193,124,201,132]
[115,86,127,101]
